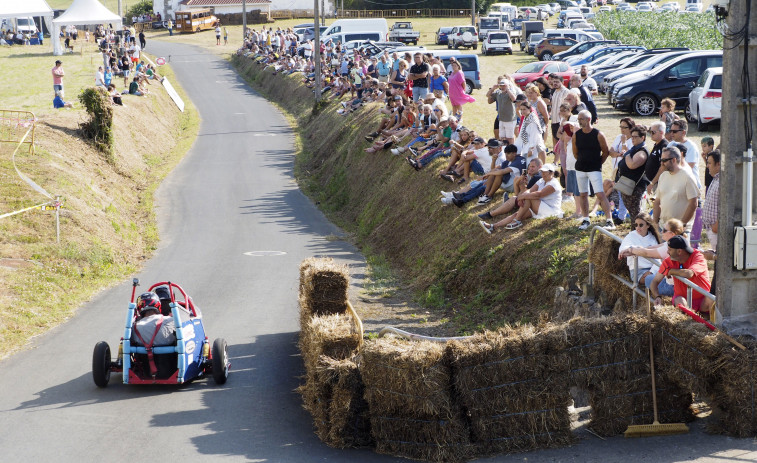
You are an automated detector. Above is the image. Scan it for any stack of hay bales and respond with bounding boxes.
[360,337,470,462]
[565,315,692,436]
[448,324,572,457]
[587,233,635,311]
[654,307,755,436]
[298,258,371,448]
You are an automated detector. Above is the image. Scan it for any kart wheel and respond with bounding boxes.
[93,341,111,388]
[212,338,229,385]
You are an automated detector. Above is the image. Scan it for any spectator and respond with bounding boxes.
[139,30,146,49]
[604,116,635,221]
[408,52,430,102]
[653,146,699,230]
[389,59,408,94]
[514,100,546,164]
[533,77,552,106]
[439,127,474,178]
[620,217,686,296]
[564,89,586,116]
[524,84,549,143]
[215,24,222,45]
[615,125,649,221]
[701,136,716,191]
[652,235,714,316]
[618,213,662,286]
[669,119,702,189]
[377,54,392,83]
[572,110,614,230]
[129,76,144,96]
[95,66,106,87]
[702,150,720,248]
[103,66,113,87]
[447,58,475,120]
[487,76,518,145]
[411,115,460,170]
[428,64,449,97]
[52,59,64,96]
[645,121,668,195]
[659,98,679,132]
[479,163,562,232]
[441,140,513,207]
[569,74,597,123]
[549,73,570,147]
[53,90,73,108]
[478,158,543,221]
[224,27,229,45]
[579,65,598,95]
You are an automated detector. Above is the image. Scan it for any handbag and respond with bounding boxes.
[615,175,640,196]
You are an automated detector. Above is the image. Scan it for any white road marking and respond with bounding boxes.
[243,251,287,256]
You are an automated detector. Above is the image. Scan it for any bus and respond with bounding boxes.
[175,8,219,33]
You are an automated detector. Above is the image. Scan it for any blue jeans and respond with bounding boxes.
[470,160,484,175]
[418,147,450,167]
[645,273,674,297]
[460,181,486,203]
[404,136,427,150]
[412,86,429,102]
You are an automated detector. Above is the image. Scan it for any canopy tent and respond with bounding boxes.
[0,0,55,39]
[52,0,122,55]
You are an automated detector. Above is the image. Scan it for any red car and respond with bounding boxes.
[511,61,574,90]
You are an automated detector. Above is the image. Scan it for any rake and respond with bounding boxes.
[624,290,689,438]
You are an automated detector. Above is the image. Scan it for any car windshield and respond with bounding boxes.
[460,27,476,33]
[517,62,546,73]
[529,33,544,43]
[490,33,509,40]
[480,18,500,28]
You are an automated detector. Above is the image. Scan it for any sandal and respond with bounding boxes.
[504,220,523,230]
[479,220,493,235]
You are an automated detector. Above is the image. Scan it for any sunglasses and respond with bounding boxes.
[635,222,648,228]
[661,158,674,163]
[668,129,683,133]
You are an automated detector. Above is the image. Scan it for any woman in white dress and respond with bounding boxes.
[514,101,546,165]
[480,163,563,232]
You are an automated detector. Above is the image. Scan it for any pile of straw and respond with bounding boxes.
[360,337,469,462]
[587,233,634,311]
[299,257,349,326]
[448,325,572,456]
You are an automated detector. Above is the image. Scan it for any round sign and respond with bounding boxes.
[156,57,166,65]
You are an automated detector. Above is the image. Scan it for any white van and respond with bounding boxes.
[543,28,602,42]
[488,3,518,22]
[322,19,388,41]
[15,17,37,34]
[323,31,384,45]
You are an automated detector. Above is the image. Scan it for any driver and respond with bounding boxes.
[131,292,176,347]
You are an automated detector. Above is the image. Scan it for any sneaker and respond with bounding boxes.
[578,219,591,231]
[341,102,348,108]
[603,219,617,230]
[478,211,493,220]
[441,197,453,205]
[452,197,464,208]
[390,148,400,156]
[441,190,454,199]
[408,147,418,157]
[479,220,493,234]
[477,195,491,205]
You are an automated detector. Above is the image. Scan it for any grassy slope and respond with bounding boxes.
[0,43,199,356]
[233,56,596,333]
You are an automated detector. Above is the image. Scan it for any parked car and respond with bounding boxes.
[662,1,680,10]
[388,22,420,45]
[481,31,513,55]
[552,39,621,61]
[599,49,692,94]
[478,16,502,40]
[610,50,723,116]
[598,6,612,12]
[637,4,654,12]
[439,54,482,94]
[684,4,702,12]
[448,25,479,49]
[535,37,579,60]
[526,32,545,54]
[565,45,646,66]
[550,2,562,12]
[436,26,454,45]
[511,61,574,89]
[688,66,722,130]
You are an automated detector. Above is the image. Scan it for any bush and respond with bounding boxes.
[592,11,722,50]
[78,87,114,161]
[125,1,153,20]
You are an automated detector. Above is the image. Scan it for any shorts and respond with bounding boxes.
[499,121,515,139]
[576,170,603,195]
[566,170,580,195]
[378,75,389,83]
[123,70,131,78]
[493,115,499,131]
[551,122,560,140]
[470,159,485,175]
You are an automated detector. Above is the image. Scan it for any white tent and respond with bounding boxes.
[0,0,54,41]
[52,0,122,55]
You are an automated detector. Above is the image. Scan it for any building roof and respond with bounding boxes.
[181,0,271,5]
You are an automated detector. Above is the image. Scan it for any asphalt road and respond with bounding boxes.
[1,42,756,463]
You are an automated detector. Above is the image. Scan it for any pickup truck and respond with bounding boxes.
[388,22,420,45]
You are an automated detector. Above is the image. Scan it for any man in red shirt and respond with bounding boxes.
[652,235,713,315]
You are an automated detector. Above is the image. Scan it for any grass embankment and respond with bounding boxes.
[0,44,199,357]
[232,55,599,333]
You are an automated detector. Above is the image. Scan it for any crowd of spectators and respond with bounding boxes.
[235,33,719,318]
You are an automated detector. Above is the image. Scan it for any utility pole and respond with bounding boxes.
[718,0,757,330]
[313,0,322,103]
[321,0,325,26]
[118,0,123,18]
[242,0,247,41]
[471,0,476,26]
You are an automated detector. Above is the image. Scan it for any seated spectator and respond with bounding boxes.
[440,139,508,206]
[478,158,543,221]
[95,66,106,87]
[618,213,662,286]
[53,90,73,109]
[442,136,489,184]
[480,163,562,232]
[619,217,686,296]
[410,115,460,170]
[438,128,475,180]
[652,235,714,316]
[108,83,124,106]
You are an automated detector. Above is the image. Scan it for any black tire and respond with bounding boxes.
[697,108,708,132]
[539,51,553,61]
[632,93,658,117]
[454,42,459,49]
[211,338,229,385]
[465,80,474,95]
[473,43,477,50]
[447,42,452,49]
[684,102,696,123]
[481,47,487,56]
[92,341,111,388]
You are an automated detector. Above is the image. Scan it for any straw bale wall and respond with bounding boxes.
[297,258,757,461]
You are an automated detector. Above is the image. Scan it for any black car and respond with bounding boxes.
[552,39,620,61]
[610,50,723,117]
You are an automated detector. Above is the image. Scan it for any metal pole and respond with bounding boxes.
[471,0,476,26]
[744,146,754,226]
[118,0,123,18]
[55,196,60,244]
[243,0,247,41]
[313,0,321,103]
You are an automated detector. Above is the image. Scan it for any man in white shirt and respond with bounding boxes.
[669,119,702,190]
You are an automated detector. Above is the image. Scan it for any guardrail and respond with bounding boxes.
[0,109,36,155]
[588,226,715,320]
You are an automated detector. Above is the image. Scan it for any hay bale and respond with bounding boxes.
[587,233,635,311]
[324,357,373,448]
[300,313,361,369]
[299,258,349,323]
[371,415,471,463]
[706,348,757,437]
[361,337,453,418]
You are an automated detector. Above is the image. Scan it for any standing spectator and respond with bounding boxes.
[103,67,113,87]
[428,65,449,97]
[572,110,614,230]
[447,58,475,120]
[487,77,517,145]
[549,73,570,147]
[215,24,222,45]
[569,74,597,123]
[524,84,549,142]
[120,53,132,88]
[702,150,720,248]
[139,30,146,49]
[645,121,668,195]
[514,101,546,164]
[580,65,598,95]
[408,52,430,102]
[652,236,714,316]
[604,116,634,220]
[659,98,679,132]
[167,19,173,36]
[389,59,408,93]
[669,119,702,189]
[616,125,649,222]
[377,54,392,83]
[224,27,229,45]
[653,146,699,230]
[700,136,715,191]
[52,60,64,96]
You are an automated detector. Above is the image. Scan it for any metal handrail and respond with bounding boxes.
[378,326,474,343]
[588,226,715,316]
